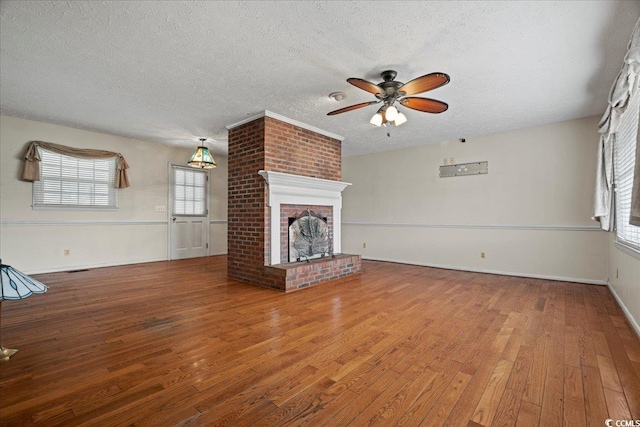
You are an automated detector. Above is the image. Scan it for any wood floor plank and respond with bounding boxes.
[516,401,541,427]
[370,367,440,426]
[491,387,523,427]
[1,256,639,426]
[540,317,565,427]
[502,327,525,362]
[583,365,610,427]
[444,350,503,426]
[505,344,534,394]
[523,334,550,406]
[348,361,439,426]
[563,365,586,427]
[597,354,624,392]
[419,370,473,427]
[603,387,633,422]
[270,378,355,427]
[392,359,462,426]
[471,356,514,425]
[319,367,403,427]
[621,336,640,363]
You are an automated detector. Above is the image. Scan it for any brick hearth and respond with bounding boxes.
[265,254,361,292]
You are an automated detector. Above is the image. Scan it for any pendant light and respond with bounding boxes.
[188,138,217,169]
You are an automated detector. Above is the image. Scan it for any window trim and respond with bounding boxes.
[615,240,640,260]
[170,164,208,217]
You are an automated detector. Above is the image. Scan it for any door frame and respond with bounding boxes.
[167,163,211,260]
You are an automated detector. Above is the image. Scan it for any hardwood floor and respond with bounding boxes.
[1,256,639,426]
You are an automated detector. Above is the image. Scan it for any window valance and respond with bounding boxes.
[21,141,130,189]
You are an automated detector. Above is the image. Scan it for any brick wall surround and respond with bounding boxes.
[263,117,341,181]
[227,113,360,291]
[227,118,268,285]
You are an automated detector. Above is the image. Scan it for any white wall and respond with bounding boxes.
[342,116,609,284]
[608,236,640,336]
[0,115,227,273]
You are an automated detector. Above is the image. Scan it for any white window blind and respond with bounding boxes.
[173,167,207,215]
[33,147,117,209]
[615,88,640,251]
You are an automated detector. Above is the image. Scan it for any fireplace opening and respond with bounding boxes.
[288,210,331,262]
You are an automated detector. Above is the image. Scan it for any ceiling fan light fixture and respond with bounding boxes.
[188,138,217,169]
[394,112,407,126]
[370,112,383,127]
[385,105,398,121]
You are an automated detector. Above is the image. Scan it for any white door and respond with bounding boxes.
[169,165,210,260]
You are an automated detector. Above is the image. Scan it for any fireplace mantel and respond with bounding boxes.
[258,170,351,265]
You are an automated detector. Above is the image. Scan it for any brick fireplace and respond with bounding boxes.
[226,111,361,292]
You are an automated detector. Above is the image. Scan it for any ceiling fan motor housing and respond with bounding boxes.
[380,70,397,81]
[377,70,404,100]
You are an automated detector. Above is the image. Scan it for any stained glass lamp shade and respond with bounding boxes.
[188,138,217,169]
[0,259,48,360]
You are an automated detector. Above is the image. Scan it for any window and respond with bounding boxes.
[614,88,640,251]
[172,167,207,215]
[33,147,117,209]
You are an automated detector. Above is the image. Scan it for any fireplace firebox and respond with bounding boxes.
[288,210,330,262]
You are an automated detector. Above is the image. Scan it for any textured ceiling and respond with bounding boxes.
[1,1,639,156]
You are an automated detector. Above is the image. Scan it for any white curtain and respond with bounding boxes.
[593,18,640,231]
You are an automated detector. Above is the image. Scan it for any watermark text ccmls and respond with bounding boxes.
[605,419,640,427]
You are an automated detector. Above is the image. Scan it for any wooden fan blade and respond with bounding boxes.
[398,73,450,96]
[347,78,382,95]
[327,101,380,116]
[399,97,449,113]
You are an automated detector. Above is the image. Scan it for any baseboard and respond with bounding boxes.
[607,283,640,338]
[25,254,230,275]
[24,257,169,275]
[360,256,608,285]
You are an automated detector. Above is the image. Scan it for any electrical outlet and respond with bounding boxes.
[480,252,485,259]
[449,157,455,165]
[64,249,70,256]
[443,158,448,165]
[363,242,367,248]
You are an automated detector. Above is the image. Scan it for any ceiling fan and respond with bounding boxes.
[327,70,450,128]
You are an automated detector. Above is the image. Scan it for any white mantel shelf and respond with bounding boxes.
[258,171,351,193]
[258,170,352,266]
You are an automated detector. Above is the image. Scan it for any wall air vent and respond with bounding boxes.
[439,161,488,178]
